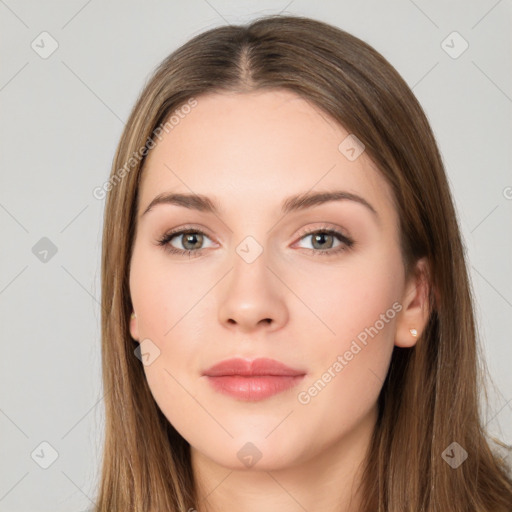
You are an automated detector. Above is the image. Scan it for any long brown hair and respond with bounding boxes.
[96,14,512,511]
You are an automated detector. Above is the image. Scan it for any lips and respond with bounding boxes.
[203,357,306,401]
[203,357,305,377]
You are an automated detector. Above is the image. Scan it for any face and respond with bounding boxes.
[128,89,422,472]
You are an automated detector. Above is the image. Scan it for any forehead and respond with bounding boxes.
[138,89,396,224]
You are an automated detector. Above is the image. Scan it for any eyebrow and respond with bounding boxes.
[141,190,378,220]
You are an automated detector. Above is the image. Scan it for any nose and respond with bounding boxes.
[217,248,289,334]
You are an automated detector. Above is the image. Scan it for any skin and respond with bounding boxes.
[128,89,430,512]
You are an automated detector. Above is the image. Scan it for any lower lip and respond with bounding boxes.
[205,375,305,401]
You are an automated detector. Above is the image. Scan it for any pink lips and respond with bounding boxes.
[203,357,306,401]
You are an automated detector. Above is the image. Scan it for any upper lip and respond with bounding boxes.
[203,357,305,377]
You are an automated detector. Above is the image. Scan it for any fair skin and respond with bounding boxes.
[129,89,430,512]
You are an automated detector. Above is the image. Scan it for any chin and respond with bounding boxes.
[190,431,308,472]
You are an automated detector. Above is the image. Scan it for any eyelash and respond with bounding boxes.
[156,224,355,258]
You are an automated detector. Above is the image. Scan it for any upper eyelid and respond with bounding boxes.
[296,223,349,238]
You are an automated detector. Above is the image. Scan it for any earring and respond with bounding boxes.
[409,328,418,337]
[131,312,136,319]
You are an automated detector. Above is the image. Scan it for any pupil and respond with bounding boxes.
[184,233,201,250]
[313,233,332,249]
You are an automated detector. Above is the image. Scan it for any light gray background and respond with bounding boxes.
[1,1,511,510]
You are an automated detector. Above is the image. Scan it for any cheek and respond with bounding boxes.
[129,248,205,434]
[292,283,398,446]
[290,251,402,347]
[129,242,212,378]
[292,252,402,406]
[129,240,200,341]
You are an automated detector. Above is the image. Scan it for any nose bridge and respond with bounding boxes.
[229,232,273,296]
[216,231,288,331]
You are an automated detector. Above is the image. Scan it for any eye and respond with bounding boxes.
[294,226,354,256]
[156,224,355,258]
[157,226,215,258]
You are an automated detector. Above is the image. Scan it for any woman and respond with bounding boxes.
[95,14,512,512]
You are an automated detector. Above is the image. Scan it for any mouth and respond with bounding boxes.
[202,357,306,401]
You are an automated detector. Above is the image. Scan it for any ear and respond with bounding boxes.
[129,312,140,342]
[395,257,431,348]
